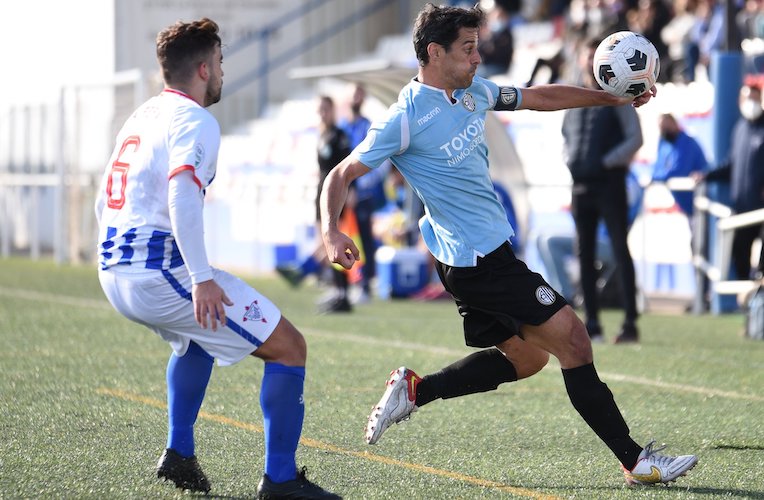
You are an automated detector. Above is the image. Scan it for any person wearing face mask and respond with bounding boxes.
[476,1,515,77]
[651,113,708,217]
[704,75,764,280]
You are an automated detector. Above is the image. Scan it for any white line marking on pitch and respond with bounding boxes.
[97,387,560,500]
[4,286,761,403]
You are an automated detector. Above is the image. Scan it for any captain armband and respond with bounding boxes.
[494,86,521,111]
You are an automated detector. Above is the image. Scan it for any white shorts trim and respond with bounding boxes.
[98,267,281,366]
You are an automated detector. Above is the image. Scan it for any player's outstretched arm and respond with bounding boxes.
[320,156,370,269]
[517,84,656,111]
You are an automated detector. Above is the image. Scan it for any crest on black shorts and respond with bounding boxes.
[535,286,556,305]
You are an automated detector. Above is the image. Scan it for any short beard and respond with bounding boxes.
[205,83,222,107]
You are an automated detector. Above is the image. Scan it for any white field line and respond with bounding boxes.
[0,286,112,310]
[4,286,763,403]
[97,387,561,500]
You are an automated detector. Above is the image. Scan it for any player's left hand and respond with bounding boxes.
[193,279,233,331]
[631,85,657,108]
[323,230,361,270]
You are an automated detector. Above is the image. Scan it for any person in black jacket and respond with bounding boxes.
[561,39,643,344]
[704,75,764,280]
[276,95,354,313]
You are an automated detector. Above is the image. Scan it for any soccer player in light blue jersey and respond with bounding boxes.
[320,3,697,487]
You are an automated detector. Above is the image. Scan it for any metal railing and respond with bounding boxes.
[223,0,412,115]
[687,179,763,313]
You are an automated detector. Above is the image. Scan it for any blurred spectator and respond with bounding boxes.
[651,113,708,216]
[477,1,519,77]
[704,76,764,280]
[531,0,571,20]
[525,46,566,86]
[651,113,708,309]
[567,0,630,41]
[338,83,388,304]
[561,39,643,343]
[685,0,725,82]
[627,0,673,83]
[661,0,700,83]
[276,95,354,313]
[737,0,764,40]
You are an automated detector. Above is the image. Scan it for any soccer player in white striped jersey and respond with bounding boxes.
[320,3,697,487]
[95,18,339,499]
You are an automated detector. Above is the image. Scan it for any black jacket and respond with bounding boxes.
[561,104,643,183]
[705,116,764,213]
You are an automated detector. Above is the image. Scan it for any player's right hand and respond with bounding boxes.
[192,280,233,331]
[324,230,360,270]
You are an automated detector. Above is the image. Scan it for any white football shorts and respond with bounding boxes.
[98,266,281,366]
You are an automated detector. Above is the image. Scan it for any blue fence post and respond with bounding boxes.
[708,50,743,314]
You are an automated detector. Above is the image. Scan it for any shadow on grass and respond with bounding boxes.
[686,487,764,497]
[713,444,764,451]
[543,485,764,498]
[192,495,250,500]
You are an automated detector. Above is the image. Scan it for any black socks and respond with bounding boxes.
[415,354,643,469]
[562,363,643,469]
[415,349,518,407]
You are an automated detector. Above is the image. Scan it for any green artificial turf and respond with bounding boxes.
[1,257,762,499]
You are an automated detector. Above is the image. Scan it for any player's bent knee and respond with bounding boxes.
[523,306,593,367]
[498,337,550,379]
[514,346,549,379]
[252,317,307,366]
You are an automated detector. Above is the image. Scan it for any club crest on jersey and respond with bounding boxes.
[243,300,267,322]
[535,286,556,306]
[461,92,476,112]
[194,143,205,168]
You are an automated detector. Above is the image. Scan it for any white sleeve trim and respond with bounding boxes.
[399,109,410,154]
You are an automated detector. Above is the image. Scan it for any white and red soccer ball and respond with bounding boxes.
[593,31,660,98]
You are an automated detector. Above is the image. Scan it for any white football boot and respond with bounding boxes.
[364,367,421,445]
[622,441,698,485]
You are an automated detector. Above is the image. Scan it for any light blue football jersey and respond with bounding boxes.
[355,76,521,267]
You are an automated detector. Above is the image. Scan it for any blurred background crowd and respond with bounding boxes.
[1,0,763,316]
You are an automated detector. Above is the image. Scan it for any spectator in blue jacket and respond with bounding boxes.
[651,113,708,216]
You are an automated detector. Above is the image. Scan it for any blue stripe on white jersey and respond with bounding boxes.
[99,227,185,271]
[95,91,219,274]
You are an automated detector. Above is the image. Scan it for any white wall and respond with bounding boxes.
[0,0,115,105]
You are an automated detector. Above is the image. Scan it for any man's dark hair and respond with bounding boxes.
[412,3,485,67]
[585,37,601,52]
[156,18,221,85]
[319,95,335,108]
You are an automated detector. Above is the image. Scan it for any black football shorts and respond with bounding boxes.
[434,241,568,348]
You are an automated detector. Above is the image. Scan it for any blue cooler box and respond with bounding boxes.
[375,246,429,299]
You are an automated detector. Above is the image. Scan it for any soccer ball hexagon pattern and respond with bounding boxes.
[593,31,660,98]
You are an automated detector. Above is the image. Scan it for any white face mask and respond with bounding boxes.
[740,98,763,121]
